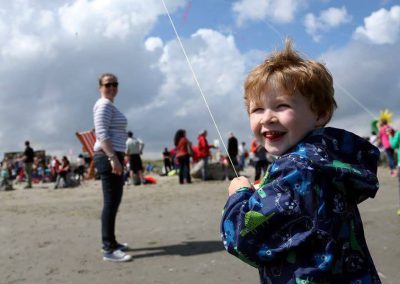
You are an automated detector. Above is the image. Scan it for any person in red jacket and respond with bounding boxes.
[197,130,215,181]
[174,129,192,184]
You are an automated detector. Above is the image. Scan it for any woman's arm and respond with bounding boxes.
[101,140,123,175]
[94,101,123,175]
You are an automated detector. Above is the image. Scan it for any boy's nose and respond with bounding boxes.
[260,110,277,124]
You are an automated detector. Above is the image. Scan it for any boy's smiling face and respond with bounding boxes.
[249,82,328,156]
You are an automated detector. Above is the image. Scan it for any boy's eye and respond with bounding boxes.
[250,107,264,113]
[277,104,290,109]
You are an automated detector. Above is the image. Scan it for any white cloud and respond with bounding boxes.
[321,40,400,136]
[233,0,307,26]
[304,6,352,42]
[0,0,186,159]
[121,28,252,156]
[354,5,400,44]
[145,37,163,51]
[57,0,166,40]
[0,0,252,159]
[150,29,246,117]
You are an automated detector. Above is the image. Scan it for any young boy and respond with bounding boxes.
[220,40,381,284]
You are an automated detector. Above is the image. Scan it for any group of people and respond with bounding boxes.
[163,128,274,185]
[1,141,47,189]
[169,129,259,184]
[92,38,388,283]
[0,141,34,190]
[0,141,89,190]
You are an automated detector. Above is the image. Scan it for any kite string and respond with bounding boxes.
[161,0,239,178]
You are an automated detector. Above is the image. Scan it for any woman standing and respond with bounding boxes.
[174,129,192,184]
[93,73,132,262]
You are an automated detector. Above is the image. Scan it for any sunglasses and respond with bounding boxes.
[102,82,119,88]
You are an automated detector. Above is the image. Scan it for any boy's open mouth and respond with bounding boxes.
[263,131,285,141]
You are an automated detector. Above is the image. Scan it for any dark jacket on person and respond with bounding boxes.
[24,146,34,163]
[221,127,381,284]
[228,136,238,159]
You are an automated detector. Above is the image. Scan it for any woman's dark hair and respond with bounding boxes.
[174,129,186,146]
[98,73,118,86]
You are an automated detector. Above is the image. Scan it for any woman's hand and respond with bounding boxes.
[109,156,123,175]
[228,176,253,196]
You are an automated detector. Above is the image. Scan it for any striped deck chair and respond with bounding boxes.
[75,129,96,179]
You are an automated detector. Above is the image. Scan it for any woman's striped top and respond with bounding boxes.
[93,97,128,153]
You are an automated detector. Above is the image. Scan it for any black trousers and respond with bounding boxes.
[177,154,191,184]
[94,152,124,251]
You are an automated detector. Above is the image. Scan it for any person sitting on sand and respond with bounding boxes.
[54,156,71,189]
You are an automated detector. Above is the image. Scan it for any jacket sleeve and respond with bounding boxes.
[221,155,318,268]
[389,131,400,149]
[198,136,205,152]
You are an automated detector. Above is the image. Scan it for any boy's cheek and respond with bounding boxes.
[249,116,261,135]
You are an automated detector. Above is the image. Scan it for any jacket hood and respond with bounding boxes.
[293,127,380,203]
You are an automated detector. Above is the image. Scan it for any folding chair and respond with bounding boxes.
[75,129,96,179]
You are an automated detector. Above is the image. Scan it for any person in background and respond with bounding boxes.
[125,131,145,185]
[93,73,132,262]
[1,156,13,191]
[22,140,34,189]
[50,156,60,182]
[162,147,173,175]
[238,141,248,171]
[197,130,214,181]
[248,137,258,167]
[388,128,400,216]
[253,144,269,182]
[54,156,71,189]
[227,132,238,166]
[378,118,396,176]
[174,129,191,184]
[76,154,86,182]
[123,154,130,185]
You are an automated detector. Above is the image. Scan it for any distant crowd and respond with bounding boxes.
[0,141,87,191]
[2,119,398,193]
[0,129,274,191]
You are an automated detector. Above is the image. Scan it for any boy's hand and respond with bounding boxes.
[228,176,253,196]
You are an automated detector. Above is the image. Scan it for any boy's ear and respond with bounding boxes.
[316,111,330,127]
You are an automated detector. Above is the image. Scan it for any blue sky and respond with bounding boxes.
[153,0,394,55]
[0,0,399,159]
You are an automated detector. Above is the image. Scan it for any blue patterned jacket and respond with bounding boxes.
[221,127,381,284]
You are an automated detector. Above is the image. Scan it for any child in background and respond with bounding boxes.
[221,39,381,283]
[378,118,396,176]
[388,129,400,216]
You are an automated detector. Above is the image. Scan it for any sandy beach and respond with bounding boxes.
[1,167,399,284]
